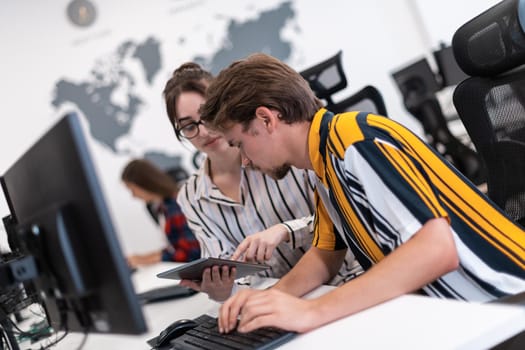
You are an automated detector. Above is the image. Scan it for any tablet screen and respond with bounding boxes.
[156,257,270,281]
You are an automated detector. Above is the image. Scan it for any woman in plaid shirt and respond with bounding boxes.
[122,158,201,267]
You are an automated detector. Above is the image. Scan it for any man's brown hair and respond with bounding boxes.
[200,53,322,131]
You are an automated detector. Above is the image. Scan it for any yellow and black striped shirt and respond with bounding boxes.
[308,108,525,301]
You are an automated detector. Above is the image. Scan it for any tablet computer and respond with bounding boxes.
[156,257,270,281]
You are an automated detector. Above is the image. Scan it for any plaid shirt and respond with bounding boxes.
[160,197,201,262]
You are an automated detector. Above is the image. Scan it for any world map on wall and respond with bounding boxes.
[51,1,296,170]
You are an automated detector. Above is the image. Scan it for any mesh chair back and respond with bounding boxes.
[452,0,525,223]
[453,0,525,76]
[453,68,525,223]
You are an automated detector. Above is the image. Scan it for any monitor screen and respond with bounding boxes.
[1,113,146,335]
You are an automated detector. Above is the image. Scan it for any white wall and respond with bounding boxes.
[0,0,499,256]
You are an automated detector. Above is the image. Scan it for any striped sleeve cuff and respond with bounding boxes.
[281,216,314,249]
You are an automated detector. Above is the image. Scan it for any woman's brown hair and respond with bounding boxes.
[163,62,213,140]
[121,159,179,198]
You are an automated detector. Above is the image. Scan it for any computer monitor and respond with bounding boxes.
[0,113,146,336]
[392,57,441,101]
[433,45,470,87]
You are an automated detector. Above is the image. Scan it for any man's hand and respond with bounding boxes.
[179,265,237,302]
[231,224,289,262]
[218,288,319,334]
[220,218,460,336]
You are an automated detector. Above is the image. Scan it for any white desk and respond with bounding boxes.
[43,262,525,349]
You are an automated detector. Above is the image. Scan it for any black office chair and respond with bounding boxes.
[453,0,525,225]
[300,51,388,117]
[299,51,348,107]
[452,7,525,349]
[392,58,486,185]
[331,85,388,117]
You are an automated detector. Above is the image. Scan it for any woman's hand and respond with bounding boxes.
[179,265,237,302]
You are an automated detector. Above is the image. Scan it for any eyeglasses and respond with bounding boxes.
[175,120,204,139]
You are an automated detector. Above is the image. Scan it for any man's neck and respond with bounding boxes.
[287,121,314,170]
[207,149,241,177]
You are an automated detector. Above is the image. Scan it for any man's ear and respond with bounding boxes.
[255,106,278,131]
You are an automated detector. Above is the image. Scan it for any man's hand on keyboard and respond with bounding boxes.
[218,288,317,334]
[179,265,236,302]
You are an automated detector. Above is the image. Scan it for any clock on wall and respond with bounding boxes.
[67,0,97,27]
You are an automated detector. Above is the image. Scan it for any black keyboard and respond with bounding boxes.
[137,285,197,304]
[157,314,295,350]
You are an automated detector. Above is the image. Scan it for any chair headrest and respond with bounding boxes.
[299,51,347,103]
[452,0,525,77]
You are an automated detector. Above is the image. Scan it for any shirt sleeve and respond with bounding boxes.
[313,189,346,251]
[280,215,314,249]
[162,201,201,262]
[275,168,316,249]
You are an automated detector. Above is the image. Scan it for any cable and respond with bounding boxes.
[0,327,9,350]
[28,306,47,320]
[3,313,50,342]
[38,329,68,350]
[74,332,88,350]
[0,321,19,350]
[37,303,70,350]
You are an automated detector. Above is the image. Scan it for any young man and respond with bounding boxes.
[163,62,362,301]
[199,53,525,334]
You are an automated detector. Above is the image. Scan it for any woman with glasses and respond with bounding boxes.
[163,63,362,301]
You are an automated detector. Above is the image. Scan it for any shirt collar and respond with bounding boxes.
[193,155,244,206]
[193,156,212,200]
[308,108,328,181]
